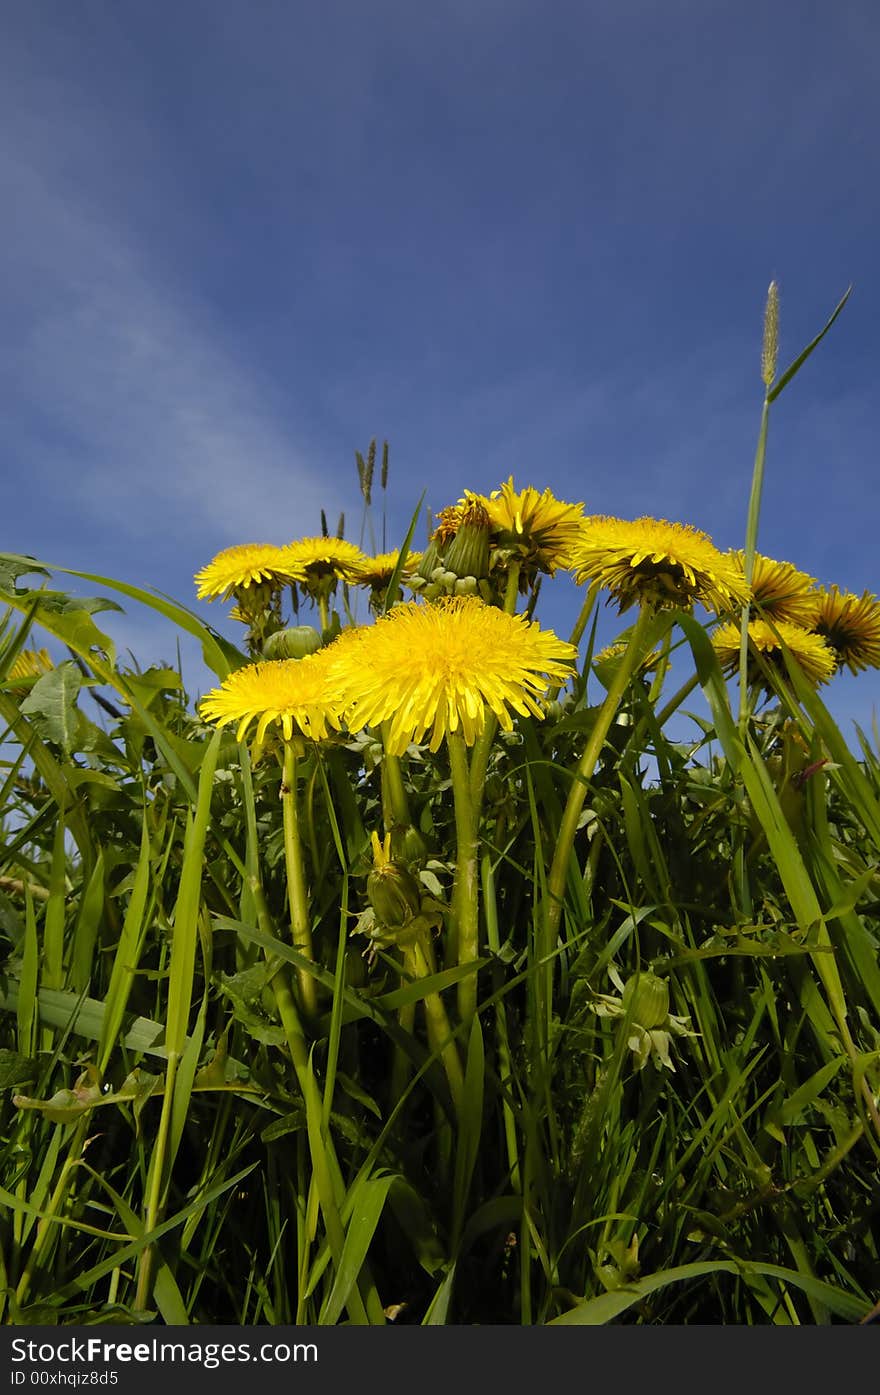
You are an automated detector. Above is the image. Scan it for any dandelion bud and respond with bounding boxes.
[367,862,423,928]
[415,536,442,582]
[442,497,491,581]
[762,281,779,388]
[262,625,323,661]
[622,971,669,1029]
[401,824,428,866]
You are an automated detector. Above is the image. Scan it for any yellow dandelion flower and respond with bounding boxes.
[728,550,818,625]
[200,649,344,745]
[7,648,54,682]
[194,543,301,601]
[593,640,661,679]
[807,587,880,674]
[326,596,577,756]
[353,550,423,588]
[712,618,835,688]
[570,516,750,614]
[485,477,586,573]
[280,536,370,585]
[431,503,468,549]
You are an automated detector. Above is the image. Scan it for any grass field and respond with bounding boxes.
[2,287,879,1326]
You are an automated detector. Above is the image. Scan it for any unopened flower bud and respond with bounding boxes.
[442,498,491,581]
[622,972,669,1029]
[367,863,423,927]
[262,625,323,660]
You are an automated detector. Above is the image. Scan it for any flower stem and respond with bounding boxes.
[467,564,522,810]
[407,936,465,1114]
[249,875,384,1323]
[282,741,318,1018]
[447,729,480,1031]
[380,725,411,829]
[567,580,601,651]
[502,561,521,614]
[318,592,330,634]
[542,604,653,1035]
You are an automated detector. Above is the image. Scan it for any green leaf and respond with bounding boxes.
[549,1258,868,1324]
[19,661,83,754]
[766,286,852,402]
[320,1174,394,1325]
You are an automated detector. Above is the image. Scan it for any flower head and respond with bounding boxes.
[728,550,818,625]
[485,477,586,575]
[354,550,423,590]
[712,618,835,688]
[806,587,880,674]
[7,648,54,683]
[570,516,750,614]
[200,649,344,745]
[280,536,370,587]
[194,543,301,602]
[327,596,577,755]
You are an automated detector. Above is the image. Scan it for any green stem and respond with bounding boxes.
[407,937,465,1113]
[249,877,383,1323]
[381,726,411,829]
[16,1119,88,1309]
[468,563,522,808]
[447,729,480,1031]
[379,724,418,1104]
[134,1058,179,1309]
[567,580,601,650]
[502,561,522,614]
[483,853,520,1192]
[318,593,330,633]
[543,604,654,1024]
[738,398,770,733]
[654,671,700,729]
[282,741,318,1018]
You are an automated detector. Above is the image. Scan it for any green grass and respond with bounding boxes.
[1,292,879,1326]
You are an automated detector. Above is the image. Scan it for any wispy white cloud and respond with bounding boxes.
[1,45,338,558]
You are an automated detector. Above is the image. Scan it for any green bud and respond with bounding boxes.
[262,625,322,660]
[401,825,428,865]
[415,537,442,581]
[622,972,669,1029]
[453,575,479,596]
[443,519,490,581]
[367,862,423,927]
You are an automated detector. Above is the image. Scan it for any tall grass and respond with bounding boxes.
[1,290,879,1326]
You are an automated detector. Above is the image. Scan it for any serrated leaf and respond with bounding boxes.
[19,660,82,754]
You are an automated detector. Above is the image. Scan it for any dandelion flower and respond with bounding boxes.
[728,550,818,625]
[354,550,423,589]
[281,537,371,587]
[806,587,880,674]
[485,477,586,574]
[593,640,661,680]
[570,516,750,614]
[327,596,577,755]
[194,543,301,601]
[7,648,54,683]
[200,649,344,745]
[712,618,835,688]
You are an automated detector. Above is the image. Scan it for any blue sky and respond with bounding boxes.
[3,1,879,735]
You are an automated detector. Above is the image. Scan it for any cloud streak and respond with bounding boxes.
[1,80,338,560]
